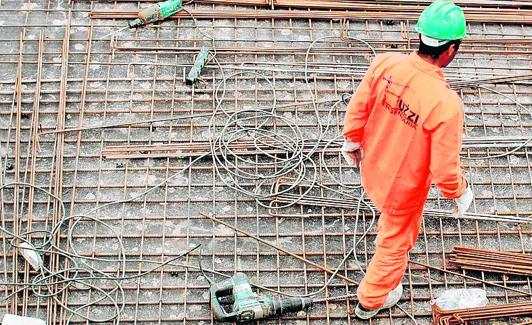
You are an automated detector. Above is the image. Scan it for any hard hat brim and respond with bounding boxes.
[420,34,451,47]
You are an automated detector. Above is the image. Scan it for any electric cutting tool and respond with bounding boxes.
[210,272,313,323]
[128,0,183,29]
[102,0,183,39]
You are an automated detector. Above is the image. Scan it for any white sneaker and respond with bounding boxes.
[354,283,403,319]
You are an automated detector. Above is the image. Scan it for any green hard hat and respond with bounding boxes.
[416,1,467,43]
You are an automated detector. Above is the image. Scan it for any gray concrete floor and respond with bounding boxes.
[0,1,531,324]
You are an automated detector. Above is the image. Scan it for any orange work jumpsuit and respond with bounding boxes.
[343,52,467,309]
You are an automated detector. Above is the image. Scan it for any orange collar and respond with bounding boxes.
[408,52,445,81]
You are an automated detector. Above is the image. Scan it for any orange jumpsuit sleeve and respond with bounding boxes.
[428,95,467,199]
[343,59,380,143]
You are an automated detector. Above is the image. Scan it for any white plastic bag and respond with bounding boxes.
[433,288,488,310]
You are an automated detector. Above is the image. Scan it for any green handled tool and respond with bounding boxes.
[210,272,313,323]
[101,0,183,39]
[186,47,210,85]
[128,0,183,28]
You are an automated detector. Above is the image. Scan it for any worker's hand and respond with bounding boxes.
[341,140,363,168]
[452,184,473,217]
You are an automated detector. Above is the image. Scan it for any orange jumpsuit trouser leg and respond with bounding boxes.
[357,207,424,309]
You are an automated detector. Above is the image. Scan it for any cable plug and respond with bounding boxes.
[2,314,46,325]
[18,241,43,271]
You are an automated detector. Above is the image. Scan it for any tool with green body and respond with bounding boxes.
[100,0,183,39]
[128,0,183,28]
[210,272,313,323]
[186,47,210,85]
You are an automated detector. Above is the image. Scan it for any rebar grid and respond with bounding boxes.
[0,1,531,324]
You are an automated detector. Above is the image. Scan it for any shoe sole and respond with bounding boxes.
[354,306,379,320]
[354,298,401,320]
[355,285,403,319]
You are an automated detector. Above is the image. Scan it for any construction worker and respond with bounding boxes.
[341,1,474,319]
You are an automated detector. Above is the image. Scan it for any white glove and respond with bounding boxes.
[341,140,362,167]
[453,185,473,217]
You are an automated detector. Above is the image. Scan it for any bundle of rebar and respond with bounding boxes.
[270,192,532,224]
[432,301,532,325]
[449,246,532,276]
[449,73,532,89]
[102,135,530,159]
[268,176,532,223]
[90,5,532,25]
[92,8,427,22]
[461,135,532,149]
[108,41,531,57]
[196,0,531,10]
[101,139,330,159]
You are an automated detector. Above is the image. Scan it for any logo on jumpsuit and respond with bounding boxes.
[382,76,419,128]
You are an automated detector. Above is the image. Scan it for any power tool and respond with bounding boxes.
[186,47,210,85]
[128,0,183,29]
[100,0,184,40]
[210,272,313,323]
